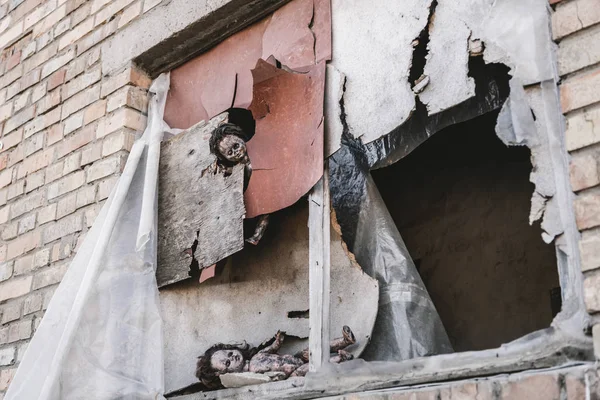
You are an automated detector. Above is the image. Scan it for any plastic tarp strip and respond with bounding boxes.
[5,74,170,400]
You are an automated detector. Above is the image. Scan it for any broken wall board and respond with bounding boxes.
[328,0,432,144]
[159,202,379,393]
[157,113,245,287]
[245,61,326,218]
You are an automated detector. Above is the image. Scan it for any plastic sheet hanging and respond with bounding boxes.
[329,136,454,361]
[5,74,171,400]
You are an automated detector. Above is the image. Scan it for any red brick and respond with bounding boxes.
[47,68,66,91]
[6,50,21,71]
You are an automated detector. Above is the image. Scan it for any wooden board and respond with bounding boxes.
[157,113,245,287]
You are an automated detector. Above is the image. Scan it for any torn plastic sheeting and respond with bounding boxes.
[329,139,453,361]
[5,74,170,400]
[244,60,325,218]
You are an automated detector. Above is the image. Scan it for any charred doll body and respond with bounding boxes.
[209,123,269,245]
[196,326,357,390]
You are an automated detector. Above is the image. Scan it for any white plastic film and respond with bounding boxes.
[5,73,171,400]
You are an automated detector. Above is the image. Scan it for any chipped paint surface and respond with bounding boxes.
[329,0,432,144]
[160,203,378,392]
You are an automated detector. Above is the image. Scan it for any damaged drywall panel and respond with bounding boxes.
[164,0,330,218]
[417,0,476,115]
[328,0,432,144]
[159,203,378,393]
[157,113,245,287]
[244,61,326,218]
[324,64,345,157]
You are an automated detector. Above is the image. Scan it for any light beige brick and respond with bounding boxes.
[47,170,85,199]
[102,107,146,138]
[81,141,102,165]
[83,99,106,125]
[38,203,57,225]
[94,0,134,26]
[22,41,36,60]
[558,24,600,76]
[0,168,12,189]
[566,104,600,151]
[83,201,102,227]
[106,85,148,113]
[17,213,36,235]
[75,183,95,208]
[31,81,46,103]
[19,68,42,93]
[44,161,63,184]
[2,221,18,241]
[56,192,76,219]
[1,301,21,324]
[102,129,134,157]
[581,235,600,272]
[22,42,57,75]
[0,346,15,366]
[6,230,40,260]
[62,66,101,100]
[24,0,57,31]
[63,111,83,135]
[41,47,75,79]
[0,130,22,155]
[63,151,81,175]
[13,89,31,112]
[58,15,93,50]
[4,105,35,135]
[0,261,13,282]
[86,154,125,182]
[0,102,13,122]
[24,131,44,156]
[10,191,44,219]
[42,213,82,244]
[61,84,100,119]
[75,17,117,56]
[55,123,95,159]
[32,3,66,37]
[0,367,16,391]
[23,291,43,314]
[65,47,99,82]
[90,0,110,14]
[0,275,32,302]
[13,253,34,275]
[23,105,61,139]
[552,0,600,40]
[25,169,45,193]
[37,30,53,51]
[100,66,151,98]
[70,0,89,26]
[37,88,61,114]
[0,65,23,90]
[0,20,23,48]
[0,205,8,224]
[17,148,54,179]
[118,0,141,28]
[561,69,600,114]
[7,180,24,200]
[575,192,600,230]
[96,175,118,200]
[585,270,600,313]
[7,319,32,343]
[46,123,64,145]
[47,69,65,91]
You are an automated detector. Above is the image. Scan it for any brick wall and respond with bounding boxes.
[0,0,156,396]
[0,0,596,398]
[553,0,600,342]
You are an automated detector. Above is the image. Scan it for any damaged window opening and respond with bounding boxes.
[371,111,560,352]
[9,0,594,399]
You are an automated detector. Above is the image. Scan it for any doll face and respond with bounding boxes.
[210,349,245,373]
[217,134,249,164]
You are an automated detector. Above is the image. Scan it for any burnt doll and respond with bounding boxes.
[209,123,269,245]
[196,326,357,390]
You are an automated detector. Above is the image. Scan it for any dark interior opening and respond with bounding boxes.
[371,111,560,352]
[227,107,256,140]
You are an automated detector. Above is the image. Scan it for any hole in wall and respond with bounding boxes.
[371,110,560,352]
